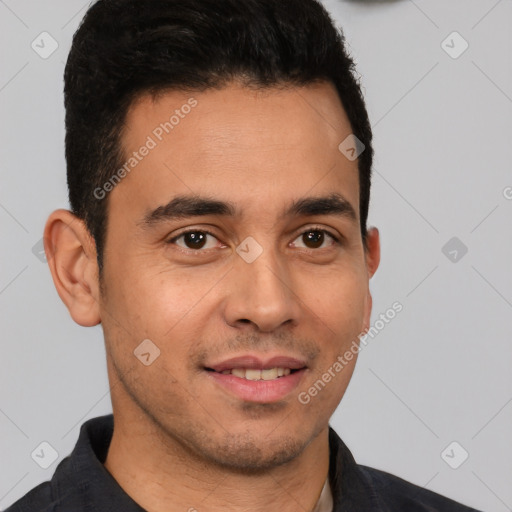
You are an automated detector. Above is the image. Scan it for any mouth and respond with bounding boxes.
[203,355,308,403]
[205,367,302,380]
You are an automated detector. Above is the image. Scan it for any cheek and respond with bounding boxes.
[104,259,212,336]
[295,264,367,402]
[100,267,224,386]
[294,263,368,337]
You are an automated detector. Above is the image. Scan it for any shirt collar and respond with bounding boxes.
[53,414,145,511]
[328,426,388,511]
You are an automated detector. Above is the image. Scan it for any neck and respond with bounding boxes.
[103,411,330,512]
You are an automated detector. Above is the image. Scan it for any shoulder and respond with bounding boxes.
[5,481,55,512]
[359,465,482,512]
[4,414,113,512]
[5,474,90,512]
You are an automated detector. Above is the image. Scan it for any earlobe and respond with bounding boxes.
[44,209,101,327]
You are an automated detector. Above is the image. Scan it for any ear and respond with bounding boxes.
[365,227,380,279]
[44,209,101,326]
[361,226,380,333]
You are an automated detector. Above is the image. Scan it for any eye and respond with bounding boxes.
[169,230,223,250]
[291,228,340,250]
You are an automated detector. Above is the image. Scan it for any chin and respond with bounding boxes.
[205,433,308,474]
[180,424,311,474]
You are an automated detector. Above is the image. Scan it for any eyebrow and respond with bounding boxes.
[140,192,357,227]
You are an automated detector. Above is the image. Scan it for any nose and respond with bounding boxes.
[221,246,301,333]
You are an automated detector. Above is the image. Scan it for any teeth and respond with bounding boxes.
[245,369,261,381]
[261,368,278,380]
[220,367,295,380]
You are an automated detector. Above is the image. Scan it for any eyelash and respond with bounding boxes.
[167,226,342,252]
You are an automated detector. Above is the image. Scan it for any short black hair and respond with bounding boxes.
[64,0,373,272]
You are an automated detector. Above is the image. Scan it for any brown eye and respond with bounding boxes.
[183,232,207,249]
[303,230,325,248]
[291,229,338,250]
[171,230,220,250]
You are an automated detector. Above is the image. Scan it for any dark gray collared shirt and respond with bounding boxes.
[6,414,482,511]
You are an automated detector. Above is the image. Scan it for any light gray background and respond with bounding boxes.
[1,0,511,510]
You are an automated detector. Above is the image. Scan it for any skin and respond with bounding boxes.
[45,81,380,512]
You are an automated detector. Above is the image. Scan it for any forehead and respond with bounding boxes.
[112,81,360,223]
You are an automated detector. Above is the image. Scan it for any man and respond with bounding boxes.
[7,0,481,510]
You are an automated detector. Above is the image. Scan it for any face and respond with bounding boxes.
[98,81,379,472]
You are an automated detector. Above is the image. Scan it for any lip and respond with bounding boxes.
[206,368,307,403]
[205,354,308,373]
